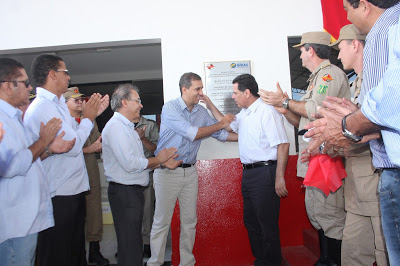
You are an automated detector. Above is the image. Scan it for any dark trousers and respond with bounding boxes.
[242,165,281,266]
[108,182,144,266]
[37,193,87,266]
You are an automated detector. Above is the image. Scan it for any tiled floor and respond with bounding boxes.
[86,224,172,265]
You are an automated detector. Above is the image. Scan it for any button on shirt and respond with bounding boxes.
[362,19,400,168]
[0,99,54,244]
[155,97,229,164]
[102,112,150,186]
[358,3,400,169]
[24,87,92,196]
[230,98,289,164]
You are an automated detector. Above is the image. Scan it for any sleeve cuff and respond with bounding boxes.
[186,126,198,141]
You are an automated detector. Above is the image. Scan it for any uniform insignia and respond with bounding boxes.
[317,85,328,94]
[322,74,333,82]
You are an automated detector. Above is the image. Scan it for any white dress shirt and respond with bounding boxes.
[230,98,289,164]
[102,112,149,186]
[24,87,92,196]
[0,99,54,244]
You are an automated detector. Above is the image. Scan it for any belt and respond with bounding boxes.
[109,181,144,189]
[178,163,195,168]
[242,160,277,170]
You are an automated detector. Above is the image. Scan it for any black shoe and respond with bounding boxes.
[314,229,329,266]
[162,262,172,266]
[143,244,151,258]
[88,241,110,266]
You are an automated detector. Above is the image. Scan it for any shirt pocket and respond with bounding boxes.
[351,156,379,202]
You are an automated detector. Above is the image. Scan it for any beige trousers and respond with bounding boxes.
[147,166,198,266]
[342,212,388,266]
[305,186,346,240]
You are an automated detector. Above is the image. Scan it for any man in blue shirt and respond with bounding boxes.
[0,58,73,266]
[305,0,400,264]
[147,73,237,266]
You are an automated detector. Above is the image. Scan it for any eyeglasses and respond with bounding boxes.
[56,69,70,75]
[66,97,83,103]
[131,98,142,104]
[0,79,31,88]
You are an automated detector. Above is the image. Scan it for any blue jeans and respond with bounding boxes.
[0,233,38,266]
[379,168,400,265]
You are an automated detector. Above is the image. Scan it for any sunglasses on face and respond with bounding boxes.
[0,79,30,88]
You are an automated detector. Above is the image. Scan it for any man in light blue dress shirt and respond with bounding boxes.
[305,0,400,264]
[24,54,103,266]
[0,58,73,266]
[102,84,180,266]
[147,73,237,266]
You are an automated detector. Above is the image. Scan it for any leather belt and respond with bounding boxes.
[178,163,195,168]
[242,160,277,170]
[109,181,144,189]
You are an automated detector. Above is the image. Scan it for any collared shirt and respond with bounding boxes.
[297,60,350,177]
[358,3,400,169]
[135,116,159,158]
[102,112,150,186]
[0,99,54,244]
[155,97,229,164]
[230,98,288,164]
[362,19,400,168]
[24,87,92,196]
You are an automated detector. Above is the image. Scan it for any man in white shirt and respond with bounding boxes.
[0,58,73,266]
[102,84,181,266]
[203,74,289,266]
[24,54,104,266]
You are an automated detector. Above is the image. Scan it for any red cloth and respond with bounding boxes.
[321,0,351,40]
[303,155,347,196]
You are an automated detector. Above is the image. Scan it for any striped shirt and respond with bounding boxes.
[359,3,400,169]
[362,19,400,168]
[155,97,228,164]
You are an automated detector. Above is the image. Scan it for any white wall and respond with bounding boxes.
[0,0,324,157]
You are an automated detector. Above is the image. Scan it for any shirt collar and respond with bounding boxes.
[36,87,65,105]
[245,98,262,114]
[367,2,400,41]
[114,112,136,128]
[0,99,23,120]
[308,60,330,82]
[178,97,199,113]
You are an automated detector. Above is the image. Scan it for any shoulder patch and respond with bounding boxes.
[317,85,328,94]
[322,74,333,82]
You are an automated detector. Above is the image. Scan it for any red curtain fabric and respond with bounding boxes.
[321,0,351,40]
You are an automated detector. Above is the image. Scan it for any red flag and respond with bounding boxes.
[321,0,351,41]
[303,155,347,196]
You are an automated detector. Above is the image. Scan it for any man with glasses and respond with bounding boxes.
[102,84,181,265]
[0,58,74,266]
[24,54,106,266]
[64,86,110,265]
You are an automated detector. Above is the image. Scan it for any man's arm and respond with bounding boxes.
[226,132,238,142]
[274,106,301,128]
[136,127,157,153]
[259,84,308,118]
[194,114,234,140]
[347,109,381,136]
[200,94,233,132]
[275,143,289,197]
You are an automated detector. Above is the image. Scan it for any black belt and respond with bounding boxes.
[109,181,144,189]
[178,163,195,168]
[242,160,277,170]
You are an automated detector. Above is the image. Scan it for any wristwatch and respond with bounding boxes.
[282,98,290,110]
[342,114,362,142]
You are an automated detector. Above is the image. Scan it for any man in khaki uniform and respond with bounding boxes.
[260,31,349,265]
[64,87,110,266]
[135,115,159,258]
[330,24,388,266]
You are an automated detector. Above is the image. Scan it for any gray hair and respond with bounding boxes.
[111,83,139,112]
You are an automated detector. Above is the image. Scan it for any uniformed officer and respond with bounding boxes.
[330,24,388,266]
[259,31,350,266]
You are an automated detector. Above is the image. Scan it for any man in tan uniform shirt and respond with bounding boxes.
[64,87,110,266]
[330,24,388,266]
[260,31,349,265]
